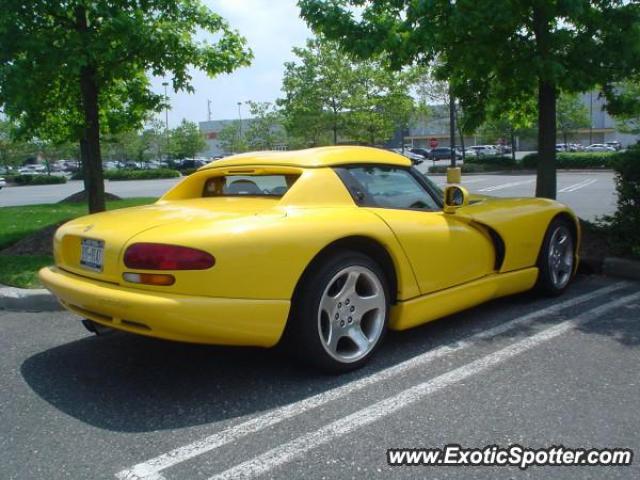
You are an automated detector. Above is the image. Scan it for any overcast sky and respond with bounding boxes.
[151,0,312,127]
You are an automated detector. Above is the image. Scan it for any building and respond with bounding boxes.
[403,91,640,150]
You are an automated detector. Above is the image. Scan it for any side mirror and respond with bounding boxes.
[444,185,469,214]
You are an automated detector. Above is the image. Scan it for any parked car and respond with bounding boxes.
[178,158,209,170]
[467,145,497,157]
[0,177,6,189]
[18,164,46,174]
[585,144,615,152]
[495,144,512,154]
[410,147,430,159]
[556,144,568,152]
[391,148,423,165]
[39,146,579,372]
[605,141,622,151]
[429,147,463,160]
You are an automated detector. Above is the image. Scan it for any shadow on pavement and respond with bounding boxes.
[20,275,626,433]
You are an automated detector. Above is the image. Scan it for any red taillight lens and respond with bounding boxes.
[124,243,215,270]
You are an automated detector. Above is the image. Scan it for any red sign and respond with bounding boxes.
[429,138,439,148]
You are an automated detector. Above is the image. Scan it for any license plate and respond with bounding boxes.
[80,239,104,272]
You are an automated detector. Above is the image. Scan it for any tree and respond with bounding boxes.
[1,1,251,212]
[0,120,27,172]
[556,93,589,146]
[167,120,207,160]
[218,121,248,154]
[279,37,416,147]
[607,79,640,135]
[244,101,286,150]
[299,0,640,199]
[279,38,353,146]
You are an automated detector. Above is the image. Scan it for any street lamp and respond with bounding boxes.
[237,101,243,136]
[162,81,169,130]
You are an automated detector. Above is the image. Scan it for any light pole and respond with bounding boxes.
[589,90,594,145]
[237,101,243,136]
[162,82,169,130]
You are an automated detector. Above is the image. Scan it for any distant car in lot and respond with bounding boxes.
[18,164,47,175]
[605,141,622,151]
[429,147,463,161]
[410,147,430,159]
[178,158,209,170]
[0,177,6,189]
[467,145,497,157]
[556,143,568,152]
[391,148,423,165]
[495,144,512,154]
[585,144,615,152]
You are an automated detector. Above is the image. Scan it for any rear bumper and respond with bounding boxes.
[39,266,290,347]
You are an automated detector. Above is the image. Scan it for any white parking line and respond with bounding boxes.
[558,178,597,193]
[209,291,640,480]
[478,179,535,192]
[115,282,628,480]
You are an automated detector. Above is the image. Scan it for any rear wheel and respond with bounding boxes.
[536,218,576,296]
[284,251,389,372]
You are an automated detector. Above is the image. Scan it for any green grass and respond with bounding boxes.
[0,254,53,288]
[0,197,156,250]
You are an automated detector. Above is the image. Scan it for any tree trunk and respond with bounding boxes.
[533,4,557,199]
[510,126,516,163]
[536,80,557,199]
[79,65,106,213]
[76,5,105,213]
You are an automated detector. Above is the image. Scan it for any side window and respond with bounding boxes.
[342,166,440,210]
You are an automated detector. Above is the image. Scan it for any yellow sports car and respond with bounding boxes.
[40,146,579,371]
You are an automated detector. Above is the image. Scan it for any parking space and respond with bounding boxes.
[1,275,638,479]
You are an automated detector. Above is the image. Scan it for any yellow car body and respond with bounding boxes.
[39,146,579,348]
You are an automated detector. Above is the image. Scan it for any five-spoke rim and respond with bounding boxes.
[317,266,386,363]
[548,225,574,289]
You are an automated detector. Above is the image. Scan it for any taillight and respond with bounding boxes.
[124,243,215,270]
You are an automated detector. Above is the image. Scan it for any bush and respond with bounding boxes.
[521,152,615,169]
[600,146,640,259]
[464,154,518,168]
[12,174,67,185]
[103,169,181,181]
[429,164,487,174]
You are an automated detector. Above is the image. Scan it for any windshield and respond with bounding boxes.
[202,174,299,197]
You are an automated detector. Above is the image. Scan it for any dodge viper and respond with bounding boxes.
[39,146,579,371]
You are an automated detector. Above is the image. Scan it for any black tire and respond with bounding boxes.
[282,250,390,373]
[536,217,576,296]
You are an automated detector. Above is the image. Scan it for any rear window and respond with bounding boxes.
[202,174,299,197]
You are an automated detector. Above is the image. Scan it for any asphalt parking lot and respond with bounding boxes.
[1,275,639,479]
[0,170,617,221]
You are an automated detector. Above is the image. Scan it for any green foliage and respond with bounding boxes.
[464,155,517,168]
[103,169,180,181]
[167,120,207,159]
[0,255,53,288]
[607,79,640,134]
[522,153,615,169]
[600,146,640,258]
[429,164,490,174]
[244,101,286,150]
[12,174,67,185]
[0,0,252,212]
[218,121,248,154]
[556,93,590,144]
[278,37,416,146]
[299,0,640,198]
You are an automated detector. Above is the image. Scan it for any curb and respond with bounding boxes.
[0,285,62,312]
[603,257,640,281]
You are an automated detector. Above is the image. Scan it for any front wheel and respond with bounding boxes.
[284,251,390,372]
[536,218,576,296]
